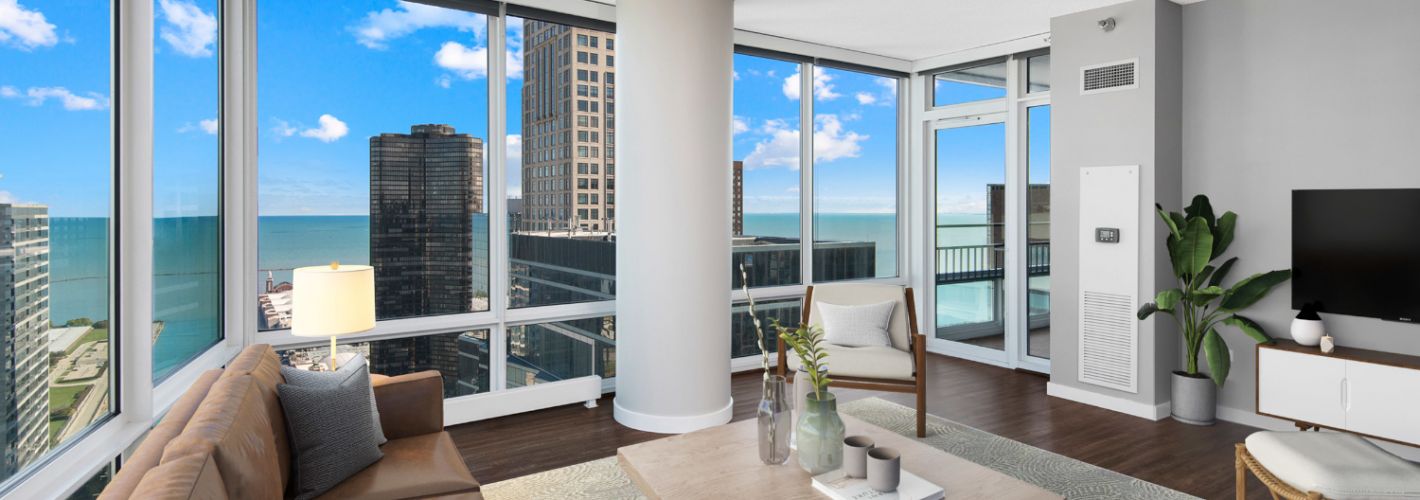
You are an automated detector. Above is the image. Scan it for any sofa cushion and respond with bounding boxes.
[281,353,385,444]
[279,367,385,500]
[315,432,480,500]
[787,344,914,381]
[1246,431,1420,499]
[221,344,292,487]
[100,369,223,500]
[162,374,285,500]
[129,452,227,500]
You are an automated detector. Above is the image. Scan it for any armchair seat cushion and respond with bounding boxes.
[1245,431,1420,499]
[788,344,914,381]
[316,432,481,500]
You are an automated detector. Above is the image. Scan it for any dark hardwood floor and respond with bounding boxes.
[449,353,1266,499]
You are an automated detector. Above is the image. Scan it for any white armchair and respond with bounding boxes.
[778,283,927,437]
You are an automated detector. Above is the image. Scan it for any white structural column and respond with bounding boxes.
[613,0,735,433]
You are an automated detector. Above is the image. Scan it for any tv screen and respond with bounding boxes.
[1293,189,1420,322]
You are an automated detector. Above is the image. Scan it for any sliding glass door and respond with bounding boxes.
[933,116,1009,360]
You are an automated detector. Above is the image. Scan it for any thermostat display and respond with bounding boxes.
[1095,227,1120,243]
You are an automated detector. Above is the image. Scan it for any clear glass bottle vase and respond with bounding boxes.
[757,374,792,465]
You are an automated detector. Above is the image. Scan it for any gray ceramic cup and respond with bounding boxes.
[842,436,874,478]
[867,447,901,492]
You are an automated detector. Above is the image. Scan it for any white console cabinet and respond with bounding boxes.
[1257,340,1420,446]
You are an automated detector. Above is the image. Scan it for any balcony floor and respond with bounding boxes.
[447,352,1268,499]
[955,326,1052,359]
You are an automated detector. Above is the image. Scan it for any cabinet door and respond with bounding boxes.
[1257,348,1346,428]
[1345,360,1420,444]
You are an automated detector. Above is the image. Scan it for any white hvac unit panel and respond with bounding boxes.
[1077,166,1139,393]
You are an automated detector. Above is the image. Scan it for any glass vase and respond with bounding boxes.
[757,375,792,465]
[796,391,845,474]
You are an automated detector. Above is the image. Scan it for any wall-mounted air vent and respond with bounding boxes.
[1080,58,1139,95]
[1078,166,1140,393]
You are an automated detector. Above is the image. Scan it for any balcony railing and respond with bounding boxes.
[935,223,1050,285]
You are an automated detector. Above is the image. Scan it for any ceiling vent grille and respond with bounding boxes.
[1081,59,1138,95]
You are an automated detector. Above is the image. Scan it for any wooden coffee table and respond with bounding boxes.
[617,414,1061,499]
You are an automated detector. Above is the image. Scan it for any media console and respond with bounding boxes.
[1257,340,1420,447]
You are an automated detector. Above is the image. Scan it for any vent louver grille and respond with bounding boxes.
[1079,291,1137,392]
[1081,59,1138,95]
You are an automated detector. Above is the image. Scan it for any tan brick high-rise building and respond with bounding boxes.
[520,21,616,232]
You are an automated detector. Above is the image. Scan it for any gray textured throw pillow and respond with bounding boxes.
[818,300,896,347]
[278,367,384,500]
[281,354,386,444]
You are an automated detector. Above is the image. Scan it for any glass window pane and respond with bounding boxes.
[932,60,1007,107]
[1026,54,1050,94]
[507,316,615,387]
[154,0,221,381]
[257,3,491,328]
[812,68,899,281]
[1026,105,1051,359]
[277,330,492,398]
[507,18,617,308]
[0,0,113,484]
[730,298,799,359]
[731,53,801,289]
[934,121,1007,350]
[66,459,116,500]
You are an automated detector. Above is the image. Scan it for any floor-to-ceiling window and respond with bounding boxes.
[926,52,1050,371]
[153,0,223,381]
[0,0,115,487]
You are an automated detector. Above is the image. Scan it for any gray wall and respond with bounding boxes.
[1182,0,1420,414]
[1049,0,1182,407]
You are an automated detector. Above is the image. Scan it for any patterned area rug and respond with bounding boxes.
[481,397,1199,500]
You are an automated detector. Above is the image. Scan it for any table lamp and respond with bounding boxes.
[292,262,375,370]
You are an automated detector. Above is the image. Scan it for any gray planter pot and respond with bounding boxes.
[1171,371,1217,426]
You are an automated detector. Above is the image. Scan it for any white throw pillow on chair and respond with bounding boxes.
[818,300,896,347]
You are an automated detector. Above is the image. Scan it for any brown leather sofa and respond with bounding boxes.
[98,345,482,499]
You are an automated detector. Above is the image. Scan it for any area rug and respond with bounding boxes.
[481,397,1199,500]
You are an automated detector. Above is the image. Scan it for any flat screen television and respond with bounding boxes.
[1292,189,1420,322]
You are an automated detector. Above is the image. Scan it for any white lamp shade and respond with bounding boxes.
[291,264,375,338]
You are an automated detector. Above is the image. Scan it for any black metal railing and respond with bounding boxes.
[935,223,1050,285]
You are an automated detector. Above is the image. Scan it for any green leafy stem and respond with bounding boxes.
[776,320,831,398]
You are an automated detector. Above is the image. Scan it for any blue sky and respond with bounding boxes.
[2,0,904,217]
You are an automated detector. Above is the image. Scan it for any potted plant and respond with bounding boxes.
[739,264,790,465]
[777,320,844,474]
[1138,195,1290,425]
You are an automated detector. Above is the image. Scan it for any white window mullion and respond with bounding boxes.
[117,0,156,429]
[799,61,814,286]
[488,5,510,393]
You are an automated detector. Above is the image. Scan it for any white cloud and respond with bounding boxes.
[435,74,452,88]
[504,17,525,80]
[782,67,840,101]
[351,0,484,49]
[876,76,898,96]
[732,116,749,135]
[854,92,876,105]
[0,0,58,50]
[812,114,867,163]
[435,41,488,80]
[177,117,218,135]
[157,0,216,57]
[6,86,108,110]
[506,133,522,171]
[299,114,348,142]
[741,114,867,170]
[272,119,297,138]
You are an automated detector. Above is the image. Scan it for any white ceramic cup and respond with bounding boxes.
[867,447,901,492]
[843,436,874,478]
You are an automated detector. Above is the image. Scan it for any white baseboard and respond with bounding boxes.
[443,375,603,425]
[1046,381,1171,421]
[613,396,734,434]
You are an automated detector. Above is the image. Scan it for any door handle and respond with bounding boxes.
[1341,377,1350,411]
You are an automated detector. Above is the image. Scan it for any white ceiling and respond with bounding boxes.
[732,0,1149,62]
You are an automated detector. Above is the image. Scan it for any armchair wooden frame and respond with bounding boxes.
[1235,443,1325,500]
[778,285,928,438]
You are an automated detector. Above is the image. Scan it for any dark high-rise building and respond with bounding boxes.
[369,124,484,319]
[0,204,50,476]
